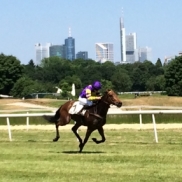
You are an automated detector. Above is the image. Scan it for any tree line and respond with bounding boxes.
[0,53,182,98]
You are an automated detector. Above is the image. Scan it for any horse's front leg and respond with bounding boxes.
[92,126,106,144]
[53,123,60,142]
[72,122,82,144]
[79,128,93,153]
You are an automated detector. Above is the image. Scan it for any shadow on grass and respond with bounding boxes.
[47,151,105,154]
[27,140,55,143]
[62,151,105,154]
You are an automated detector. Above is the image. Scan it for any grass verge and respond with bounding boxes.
[0,129,182,182]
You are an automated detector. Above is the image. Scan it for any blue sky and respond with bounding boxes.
[1,0,182,64]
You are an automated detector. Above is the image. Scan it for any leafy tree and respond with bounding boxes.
[131,65,148,91]
[155,58,162,67]
[164,56,182,96]
[101,61,116,81]
[23,59,36,79]
[111,69,132,92]
[0,54,23,95]
[10,76,52,98]
[41,57,72,84]
[146,77,155,91]
[100,79,114,92]
[10,77,35,98]
[154,75,165,91]
[154,58,164,76]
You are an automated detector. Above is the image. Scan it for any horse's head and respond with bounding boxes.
[101,89,122,108]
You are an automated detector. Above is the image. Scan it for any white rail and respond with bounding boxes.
[1,110,182,142]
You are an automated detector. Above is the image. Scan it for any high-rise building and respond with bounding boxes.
[120,14,153,64]
[120,15,138,63]
[65,28,75,61]
[125,33,138,63]
[35,43,51,65]
[50,45,66,58]
[76,51,88,60]
[95,43,114,63]
[120,17,126,63]
[139,47,152,62]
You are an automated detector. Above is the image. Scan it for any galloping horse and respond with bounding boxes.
[43,89,122,152]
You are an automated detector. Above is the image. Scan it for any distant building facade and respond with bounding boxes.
[125,33,138,63]
[139,46,152,62]
[35,43,52,65]
[50,45,66,58]
[164,51,182,65]
[76,51,88,60]
[95,43,114,63]
[179,51,182,56]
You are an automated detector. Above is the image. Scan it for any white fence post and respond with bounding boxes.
[26,112,29,131]
[6,117,12,141]
[139,108,142,129]
[152,114,158,143]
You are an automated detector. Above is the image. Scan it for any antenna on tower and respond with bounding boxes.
[121,7,124,17]
[120,7,124,28]
[68,27,71,37]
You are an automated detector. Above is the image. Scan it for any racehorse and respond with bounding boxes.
[43,89,122,152]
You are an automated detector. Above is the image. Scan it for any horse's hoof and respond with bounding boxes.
[92,138,97,143]
[53,137,60,142]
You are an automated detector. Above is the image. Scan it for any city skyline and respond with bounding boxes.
[95,43,114,63]
[120,15,152,64]
[1,1,182,64]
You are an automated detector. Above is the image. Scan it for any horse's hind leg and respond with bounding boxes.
[53,123,60,142]
[72,122,82,144]
[53,111,71,142]
[92,127,106,144]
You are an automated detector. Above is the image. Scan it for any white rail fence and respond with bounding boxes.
[1,110,182,142]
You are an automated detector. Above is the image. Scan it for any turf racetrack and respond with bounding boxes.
[0,129,182,182]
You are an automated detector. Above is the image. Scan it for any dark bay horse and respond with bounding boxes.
[43,89,122,152]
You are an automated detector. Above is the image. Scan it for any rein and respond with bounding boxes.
[100,99,110,107]
[88,97,111,120]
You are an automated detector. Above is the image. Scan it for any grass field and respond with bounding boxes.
[1,97,182,181]
[0,129,182,182]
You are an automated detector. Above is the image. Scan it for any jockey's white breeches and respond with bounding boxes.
[78,96,93,106]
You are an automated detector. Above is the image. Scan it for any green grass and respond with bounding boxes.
[0,129,182,182]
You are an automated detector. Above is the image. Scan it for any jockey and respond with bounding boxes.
[78,81,102,107]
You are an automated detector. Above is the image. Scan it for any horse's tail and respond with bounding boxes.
[43,106,62,124]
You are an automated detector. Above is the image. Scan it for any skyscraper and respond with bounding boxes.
[50,45,66,58]
[76,51,88,60]
[35,43,51,65]
[120,15,138,63]
[120,17,126,62]
[65,28,75,61]
[95,43,114,63]
[125,33,138,63]
[139,47,152,62]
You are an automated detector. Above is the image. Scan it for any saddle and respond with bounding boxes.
[68,101,102,119]
[78,103,103,119]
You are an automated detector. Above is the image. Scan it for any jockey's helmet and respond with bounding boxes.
[92,81,101,90]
